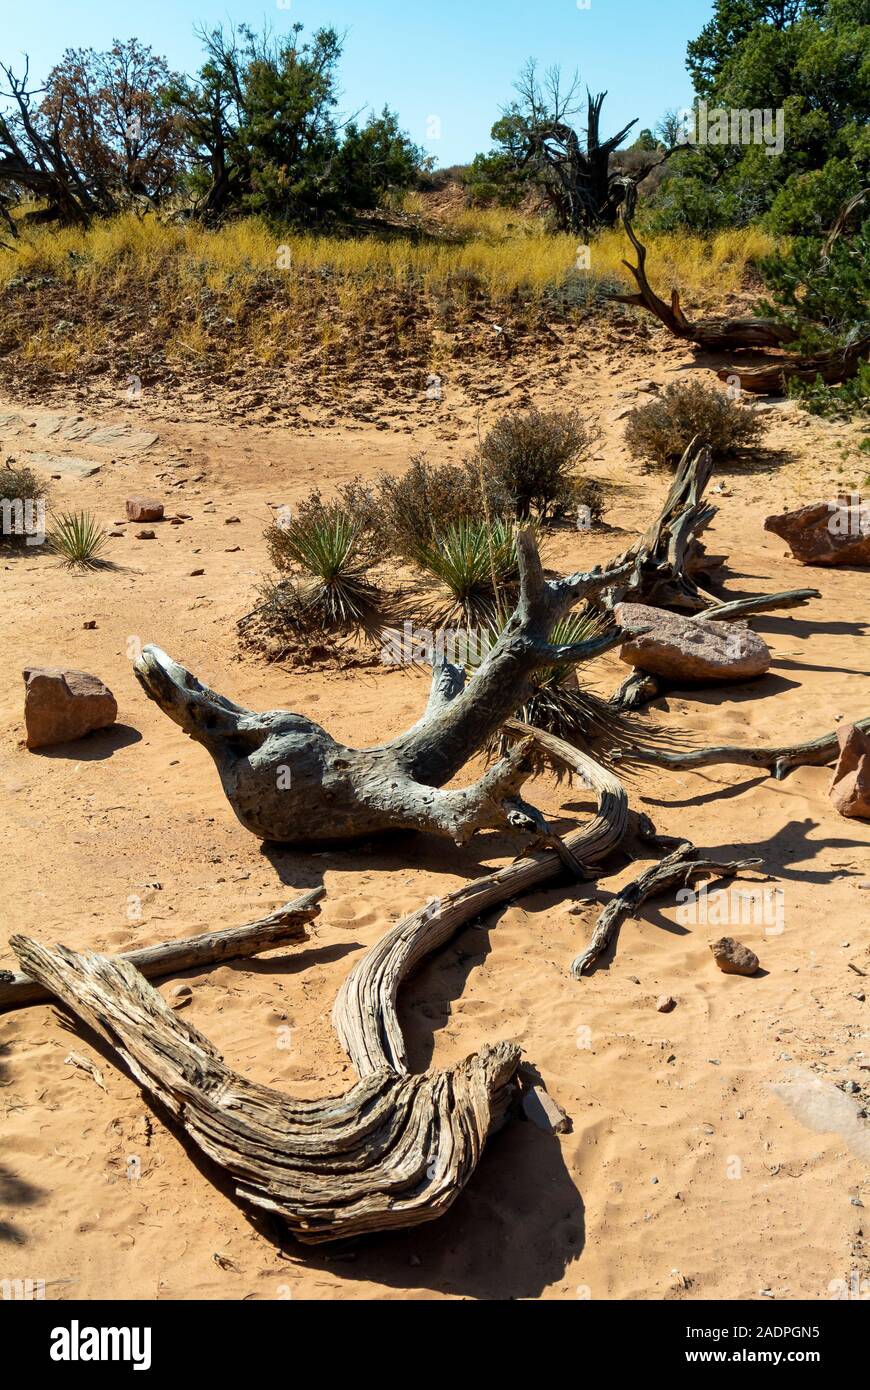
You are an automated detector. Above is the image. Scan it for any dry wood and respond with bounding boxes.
[0,890,323,1011]
[11,726,628,1243]
[609,191,795,351]
[717,336,870,395]
[334,720,629,1075]
[571,842,762,978]
[611,716,870,781]
[134,528,635,849]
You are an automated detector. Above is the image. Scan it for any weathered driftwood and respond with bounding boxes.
[571,842,762,978]
[334,720,629,1075]
[612,716,870,782]
[12,932,520,1244]
[717,336,870,396]
[0,890,324,1011]
[11,724,629,1242]
[609,195,796,351]
[134,530,634,848]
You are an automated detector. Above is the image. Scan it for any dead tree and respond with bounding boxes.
[0,59,113,228]
[134,535,636,848]
[717,336,870,395]
[609,187,795,351]
[11,724,631,1242]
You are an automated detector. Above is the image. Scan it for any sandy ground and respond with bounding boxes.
[1,344,869,1302]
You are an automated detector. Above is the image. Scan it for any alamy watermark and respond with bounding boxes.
[0,496,45,546]
[381,622,494,667]
[679,101,785,158]
[827,493,870,538]
[676,881,785,937]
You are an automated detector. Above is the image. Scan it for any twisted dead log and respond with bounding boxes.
[571,842,762,978]
[334,721,629,1075]
[611,716,870,782]
[0,890,323,1011]
[609,192,795,351]
[717,336,870,396]
[13,725,628,1242]
[12,932,520,1244]
[134,530,635,848]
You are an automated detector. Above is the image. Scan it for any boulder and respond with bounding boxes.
[23,667,117,749]
[830,724,870,820]
[615,602,771,683]
[125,497,164,523]
[764,498,870,567]
[710,937,760,977]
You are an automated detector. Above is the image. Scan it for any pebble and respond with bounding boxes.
[135,529,156,540]
[656,995,677,1013]
[189,569,205,577]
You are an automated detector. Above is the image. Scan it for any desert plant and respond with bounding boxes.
[334,456,514,563]
[266,504,380,629]
[624,380,765,468]
[412,518,521,626]
[45,509,108,567]
[476,407,590,520]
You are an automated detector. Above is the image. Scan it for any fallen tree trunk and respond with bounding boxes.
[571,842,762,978]
[717,336,870,395]
[0,890,324,1011]
[134,529,636,849]
[334,721,629,1075]
[11,725,628,1242]
[608,193,795,351]
[611,716,870,781]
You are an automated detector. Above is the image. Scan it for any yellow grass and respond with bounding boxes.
[0,207,780,303]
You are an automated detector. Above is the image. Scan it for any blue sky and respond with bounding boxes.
[1,0,712,165]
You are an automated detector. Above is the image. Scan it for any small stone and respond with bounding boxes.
[736,1110,745,1120]
[656,995,677,1013]
[225,516,241,524]
[135,529,156,540]
[82,621,97,630]
[710,937,760,977]
[843,1081,861,1095]
[852,993,866,1002]
[126,497,164,523]
[189,568,205,577]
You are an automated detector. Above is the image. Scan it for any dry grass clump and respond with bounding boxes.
[0,462,47,547]
[624,380,766,468]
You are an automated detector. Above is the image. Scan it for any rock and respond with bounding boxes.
[23,666,117,749]
[764,498,870,567]
[82,621,97,630]
[830,724,870,820]
[657,995,677,1013]
[710,937,760,977]
[225,516,241,524]
[135,529,156,540]
[521,1084,570,1134]
[189,568,205,577]
[615,602,771,683]
[126,497,164,523]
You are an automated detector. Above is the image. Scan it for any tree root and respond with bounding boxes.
[611,717,870,781]
[570,842,763,978]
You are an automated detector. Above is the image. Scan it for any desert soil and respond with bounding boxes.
[1,337,868,1301]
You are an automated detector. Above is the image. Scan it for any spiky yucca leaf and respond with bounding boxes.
[266,507,379,629]
[411,518,522,626]
[46,511,109,569]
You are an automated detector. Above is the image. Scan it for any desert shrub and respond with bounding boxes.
[336,455,513,563]
[787,362,870,420]
[266,503,380,628]
[0,463,47,547]
[624,380,765,468]
[46,510,108,568]
[412,518,521,625]
[476,408,590,520]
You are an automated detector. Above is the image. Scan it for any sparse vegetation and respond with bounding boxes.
[0,462,46,546]
[45,510,108,568]
[624,380,766,468]
[476,407,591,521]
[266,503,381,630]
[411,518,522,625]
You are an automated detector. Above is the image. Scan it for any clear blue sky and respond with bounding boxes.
[1,0,712,165]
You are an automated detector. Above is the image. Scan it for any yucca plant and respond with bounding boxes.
[266,505,380,630]
[411,518,522,625]
[467,606,633,775]
[46,510,109,569]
